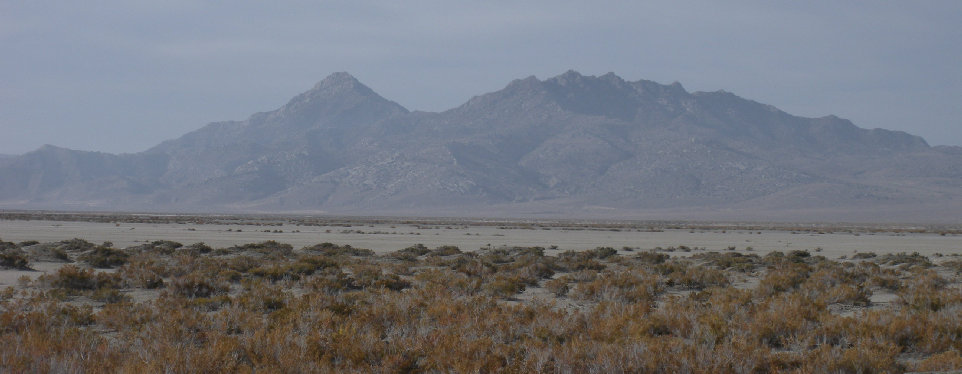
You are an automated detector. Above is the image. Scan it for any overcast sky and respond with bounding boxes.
[2,1,960,154]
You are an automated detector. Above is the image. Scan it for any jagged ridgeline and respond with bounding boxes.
[1,71,961,220]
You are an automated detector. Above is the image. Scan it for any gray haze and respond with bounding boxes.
[2,71,961,222]
[2,1,961,155]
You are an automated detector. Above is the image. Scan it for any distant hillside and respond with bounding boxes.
[2,71,960,222]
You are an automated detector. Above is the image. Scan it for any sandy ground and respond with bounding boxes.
[2,218,960,288]
[1,219,959,257]
[0,262,62,288]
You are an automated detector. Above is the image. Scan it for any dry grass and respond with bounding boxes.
[0,237,960,373]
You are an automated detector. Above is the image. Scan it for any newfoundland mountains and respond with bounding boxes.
[2,71,961,221]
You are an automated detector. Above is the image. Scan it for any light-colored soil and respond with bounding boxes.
[0,261,63,287]
[1,219,959,258]
[2,217,961,372]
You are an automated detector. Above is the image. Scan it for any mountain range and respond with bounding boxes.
[2,71,961,222]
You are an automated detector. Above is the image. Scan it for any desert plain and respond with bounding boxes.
[2,212,962,372]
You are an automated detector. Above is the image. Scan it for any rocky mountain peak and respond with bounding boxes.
[600,72,627,85]
[270,72,407,127]
[541,71,642,120]
[455,75,549,113]
[310,72,368,94]
[1,70,957,221]
[503,75,543,91]
[551,70,587,85]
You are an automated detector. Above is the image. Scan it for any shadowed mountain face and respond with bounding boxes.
[2,71,960,222]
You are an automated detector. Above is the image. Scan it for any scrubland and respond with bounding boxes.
[1,235,962,373]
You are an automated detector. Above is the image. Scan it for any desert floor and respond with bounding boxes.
[2,213,962,372]
[0,217,958,256]
[2,215,959,287]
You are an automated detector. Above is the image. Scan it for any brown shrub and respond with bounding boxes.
[118,259,166,288]
[169,274,229,298]
[351,265,411,291]
[483,274,526,298]
[664,265,730,290]
[692,251,759,272]
[227,241,294,257]
[910,349,962,372]
[45,264,122,291]
[0,252,30,270]
[79,246,129,268]
[877,252,932,268]
[428,245,462,257]
[634,251,670,265]
[756,262,810,296]
[303,242,374,257]
[571,270,661,303]
[3,236,962,372]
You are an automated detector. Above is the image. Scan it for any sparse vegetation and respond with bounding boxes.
[303,242,375,257]
[1,235,961,373]
[0,251,30,270]
[79,245,129,268]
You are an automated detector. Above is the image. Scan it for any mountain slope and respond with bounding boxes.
[1,71,959,222]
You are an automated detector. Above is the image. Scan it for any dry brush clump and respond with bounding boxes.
[0,239,33,270]
[0,252,30,270]
[39,264,122,292]
[303,242,375,257]
[79,245,129,269]
[1,239,961,372]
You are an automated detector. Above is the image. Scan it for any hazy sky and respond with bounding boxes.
[2,1,960,154]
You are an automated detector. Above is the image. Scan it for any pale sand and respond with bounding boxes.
[1,219,959,257]
[0,262,63,287]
